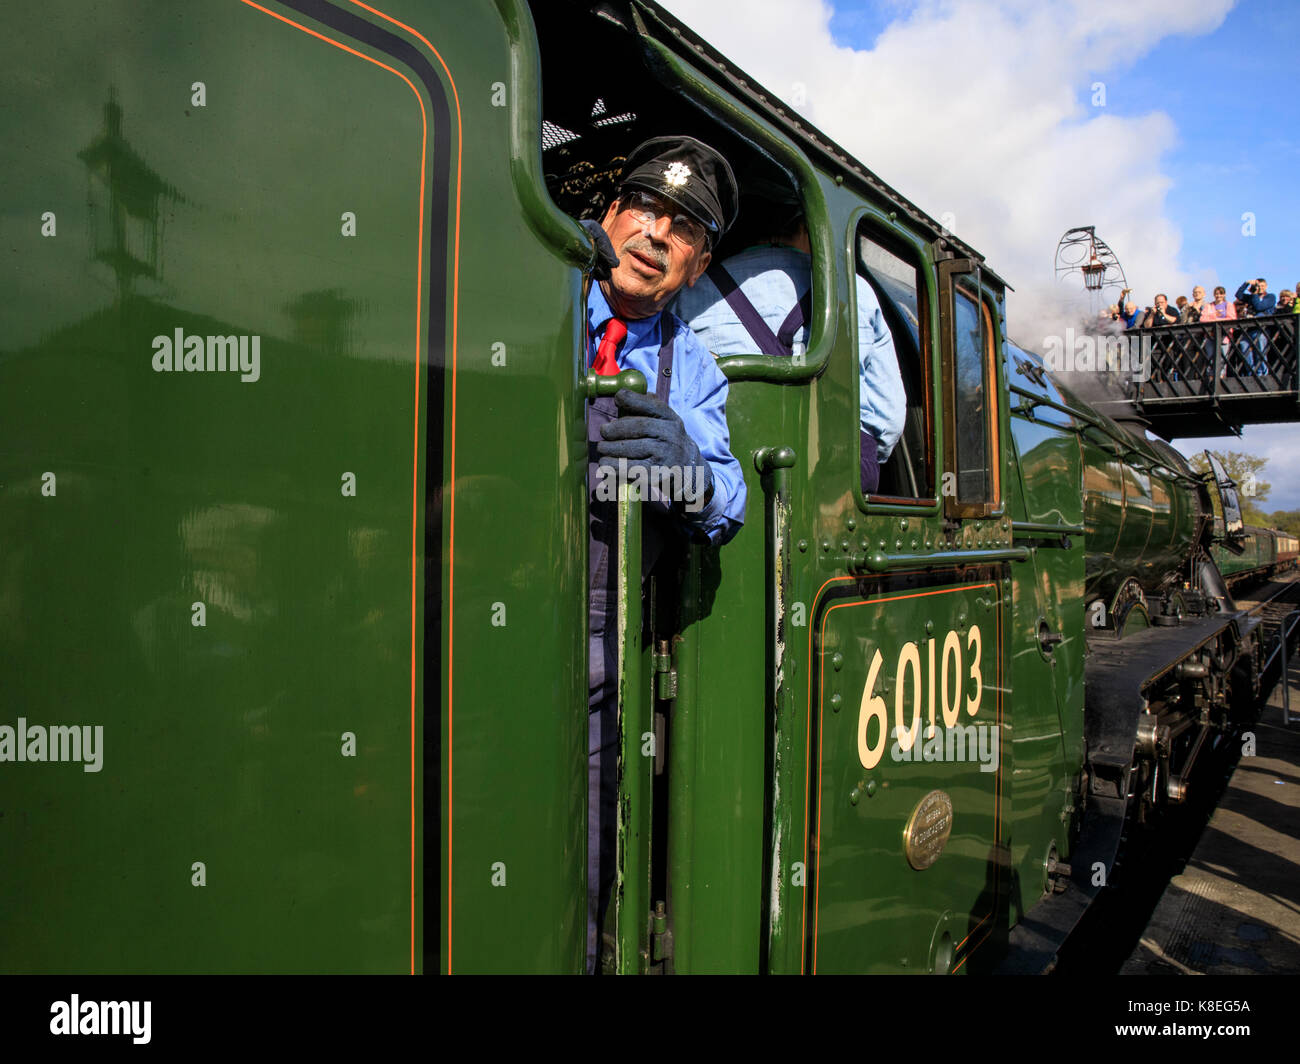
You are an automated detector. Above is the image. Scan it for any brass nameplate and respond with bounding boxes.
[903,790,953,870]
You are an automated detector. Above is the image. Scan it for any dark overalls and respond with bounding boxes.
[587,320,675,973]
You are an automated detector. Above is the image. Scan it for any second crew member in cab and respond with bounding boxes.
[673,205,906,493]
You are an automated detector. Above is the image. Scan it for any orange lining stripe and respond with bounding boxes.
[238,0,457,976]
[344,0,464,979]
[799,574,858,973]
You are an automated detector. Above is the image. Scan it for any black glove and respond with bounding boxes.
[597,389,714,514]
[579,219,620,281]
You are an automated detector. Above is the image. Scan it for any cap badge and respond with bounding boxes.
[662,161,691,189]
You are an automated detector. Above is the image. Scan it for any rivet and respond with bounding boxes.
[840,538,850,551]
[849,785,861,805]
[899,518,909,531]
[865,779,878,797]
[911,538,918,550]
[821,539,831,552]
[847,517,856,531]
[895,540,903,551]
[798,539,808,552]
[830,693,843,710]
[925,620,934,635]
[832,653,844,671]
[879,539,887,549]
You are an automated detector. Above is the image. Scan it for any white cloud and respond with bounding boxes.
[659,0,1236,346]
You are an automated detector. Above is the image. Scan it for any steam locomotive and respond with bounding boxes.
[0,0,1290,976]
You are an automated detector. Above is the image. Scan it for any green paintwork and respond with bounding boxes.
[1047,381,1203,610]
[1003,346,1086,918]
[1,0,593,975]
[2,0,433,972]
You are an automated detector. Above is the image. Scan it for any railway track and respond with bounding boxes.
[1051,574,1300,974]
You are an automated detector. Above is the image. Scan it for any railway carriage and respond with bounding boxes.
[0,0,1284,975]
[1212,525,1295,585]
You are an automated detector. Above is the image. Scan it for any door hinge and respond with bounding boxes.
[650,900,673,966]
[653,638,677,701]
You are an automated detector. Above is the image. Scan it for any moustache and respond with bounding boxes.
[620,236,668,270]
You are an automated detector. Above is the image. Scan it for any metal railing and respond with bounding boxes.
[1262,608,1300,726]
[1130,311,1298,401]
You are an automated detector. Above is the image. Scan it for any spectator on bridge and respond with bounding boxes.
[1199,286,1236,323]
[1277,289,1296,313]
[1235,279,1275,376]
[1141,293,1178,327]
[1174,295,1193,322]
[1236,278,1276,317]
[1199,286,1237,379]
[1117,289,1143,329]
[1180,286,1211,383]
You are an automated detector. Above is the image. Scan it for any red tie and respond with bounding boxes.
[593,317,627,376]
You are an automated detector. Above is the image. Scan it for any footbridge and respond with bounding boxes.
[1105,312,1299,438]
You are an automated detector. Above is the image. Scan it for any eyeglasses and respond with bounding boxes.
[619,189,712,249]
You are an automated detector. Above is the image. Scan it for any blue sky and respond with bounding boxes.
[825,0,1300,508]
[1087,3,1296,297]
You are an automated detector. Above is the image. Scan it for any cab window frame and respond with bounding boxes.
[633,42,837,384]
[938,259,1003,519]
[851,207,939,516]
[706,163,835,383]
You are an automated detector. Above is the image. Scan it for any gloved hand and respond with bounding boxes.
[579,219,620,281]
[597,389,714,514]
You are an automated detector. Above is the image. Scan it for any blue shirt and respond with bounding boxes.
[672,245,907,462]
[587,283,746,545]
[1235,282,1277,316]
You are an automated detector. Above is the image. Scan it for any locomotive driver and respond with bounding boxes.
[579,135,747,973]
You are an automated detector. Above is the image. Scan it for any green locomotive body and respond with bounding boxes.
[0,0,1271,975]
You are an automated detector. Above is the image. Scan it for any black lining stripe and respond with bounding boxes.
[275,0,452,975]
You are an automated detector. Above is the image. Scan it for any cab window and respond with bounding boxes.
[857,225,931,502]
